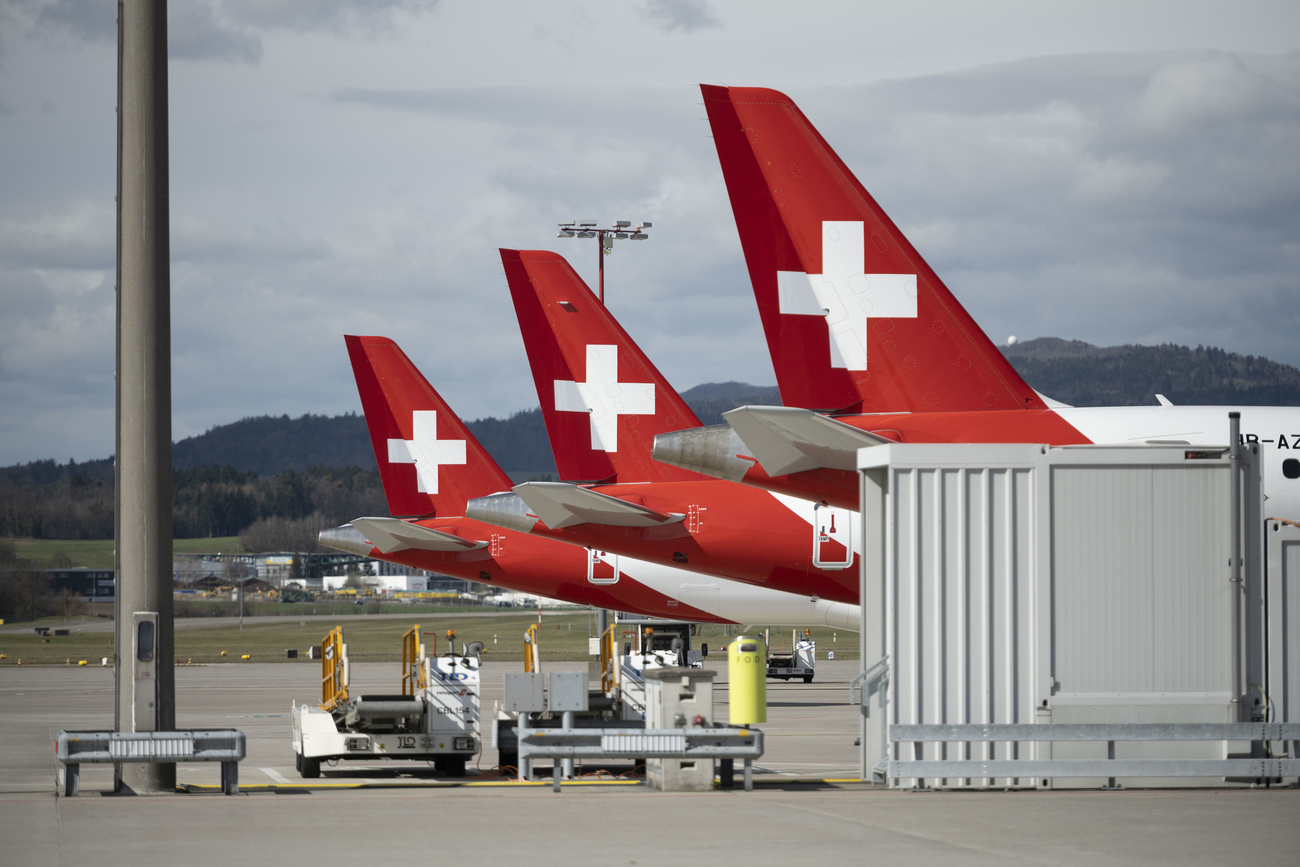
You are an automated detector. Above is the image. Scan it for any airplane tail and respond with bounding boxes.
[344,334,515,518]
[499,249,706,484]
[701,84,1043,414]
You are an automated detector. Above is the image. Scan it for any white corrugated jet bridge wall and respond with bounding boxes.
[855,442,1296,788]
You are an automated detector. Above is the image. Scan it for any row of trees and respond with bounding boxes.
[0,465,387,542]
[0,384,791,544]
[0,539,83,621]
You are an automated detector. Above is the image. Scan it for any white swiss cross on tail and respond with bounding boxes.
[387,410,466,494]
[777,220,918,370]
[554,344,654,452]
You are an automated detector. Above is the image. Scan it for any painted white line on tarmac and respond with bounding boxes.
[261,767,292,784]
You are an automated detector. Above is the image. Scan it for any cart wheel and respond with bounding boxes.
[294,751,303,773]
[803,675,813,683]
[300,756,320,779]
[437,756,467,777]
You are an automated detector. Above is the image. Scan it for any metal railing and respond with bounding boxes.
[517,723,764,792]
[850,655,890,781]
[55,729,246,796]
[889,722,1300,789]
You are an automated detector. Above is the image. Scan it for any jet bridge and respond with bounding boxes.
[856,437,1297,788]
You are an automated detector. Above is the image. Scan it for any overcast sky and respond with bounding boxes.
[2,0,1298,467]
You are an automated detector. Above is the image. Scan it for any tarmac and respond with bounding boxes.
[2,656,1297,866]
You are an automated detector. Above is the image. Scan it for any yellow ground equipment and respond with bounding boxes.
[523,623,541,673]
[292,625,481,778]
[728,635,767,724]
[320,626,348,710]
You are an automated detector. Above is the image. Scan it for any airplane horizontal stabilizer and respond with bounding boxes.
[724,406,892,476]
[350,517,488,554]
[513,481,685,530]
[652,424,755,482]
[319,524,378,558]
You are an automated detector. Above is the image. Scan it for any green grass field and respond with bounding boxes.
[0,612,857,665]
[13,537,244,569]
[4,537,859,665]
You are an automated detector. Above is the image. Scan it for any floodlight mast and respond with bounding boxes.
[556,220,651,303]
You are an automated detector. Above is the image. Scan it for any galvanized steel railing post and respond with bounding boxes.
[1229,412,1243,723]
[858,458,890,783]
[561,711,575,782]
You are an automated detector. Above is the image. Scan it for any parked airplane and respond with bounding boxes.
[653,84,1300,521]
[463,249,861,607]
[317,334,859,629]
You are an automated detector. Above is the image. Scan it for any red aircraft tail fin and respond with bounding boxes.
[500,248,706,484]
[345,335,514,518]
[701,84,1041,414]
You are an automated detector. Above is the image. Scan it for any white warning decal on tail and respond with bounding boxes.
[554,344,654,452]
[777,221,917,370]
[387,410,466,493]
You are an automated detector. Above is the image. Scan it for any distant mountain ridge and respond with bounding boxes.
[0,382,784,541]
[1001,338,1300,408]
[0,382,781,482]
[6,339,1300,483]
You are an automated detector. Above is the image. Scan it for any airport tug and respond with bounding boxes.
[765,629,816,683]
[292,625,481,778]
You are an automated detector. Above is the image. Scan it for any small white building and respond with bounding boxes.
[487,590,575,609]
[322,573,431,594]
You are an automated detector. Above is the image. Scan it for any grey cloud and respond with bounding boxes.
[1135,53,1298,132]
[169,3,262,64]
[0,0,260,63]
[833,51,1300,226]
[528,8,595,52]
[0,268,55,324]
[784,53,1300,368]
[6,41,1300,466]
[171,217,331,266]
[331,63,1299,376]
[0,264,112,400]
[0,203,114,271]
[3,0,115,44]
[329,85,687,132]
[220,0,442,36]
[2,0,440,64]
[636,0,723,34]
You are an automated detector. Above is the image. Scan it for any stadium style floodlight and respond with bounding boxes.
[556,219,652,303]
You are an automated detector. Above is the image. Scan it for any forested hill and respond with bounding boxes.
[0,382,779,541]
[6,345,1300,542]
[167,382,783,476]
[1001,339,1300,407]
[7,339,1300,487]
[172,413,372,474]
[169,411,557,476]
[0,382,784,486]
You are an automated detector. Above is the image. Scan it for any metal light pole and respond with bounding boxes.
[556,220,651,304]
[115,0,175,794]
[555,220,650,638]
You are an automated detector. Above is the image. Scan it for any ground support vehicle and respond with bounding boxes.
[612,618,710,717]
[766,630,816,682]
[493,621,754,788]
[493,619,711,768]
[492,623,629,770]
[292,625,481,778]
